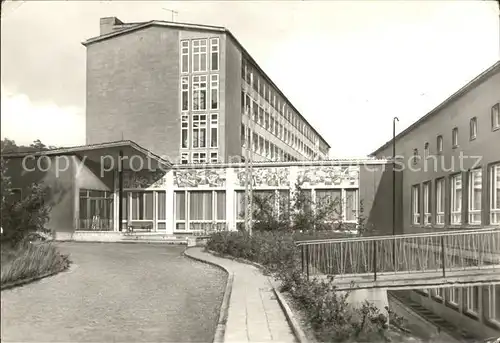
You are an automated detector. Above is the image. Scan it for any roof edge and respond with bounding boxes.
[1,140,173,167]
[370,60,500,157]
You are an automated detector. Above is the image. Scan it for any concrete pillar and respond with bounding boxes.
[345,288,390,323]
[165,171,174,235]
[113,169,119,231]
[226,167,236,231]
[289,165,298,209]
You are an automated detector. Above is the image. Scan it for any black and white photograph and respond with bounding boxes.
[1,0,500,342]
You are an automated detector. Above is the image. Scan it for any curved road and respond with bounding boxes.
[1,242,227,342]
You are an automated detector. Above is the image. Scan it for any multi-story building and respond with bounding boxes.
[83,17,330,164]
[371,60,500,339]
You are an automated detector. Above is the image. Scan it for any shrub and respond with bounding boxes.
[206,231,391,343]
[1,143,52,247]
[1,243,70,286]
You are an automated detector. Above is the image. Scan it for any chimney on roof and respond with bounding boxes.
[100,17,124,36]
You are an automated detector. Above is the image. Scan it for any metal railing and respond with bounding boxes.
[295,228,500,280]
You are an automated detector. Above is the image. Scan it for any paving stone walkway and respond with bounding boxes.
[186,247,297,343]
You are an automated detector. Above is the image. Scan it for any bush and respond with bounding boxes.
[1,242,70,286]
[207,231,391,343]
[1,144,52,247]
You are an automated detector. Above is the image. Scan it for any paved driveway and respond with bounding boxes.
[1,243,227,342]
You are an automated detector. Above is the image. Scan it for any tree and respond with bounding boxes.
[1,139,52,246]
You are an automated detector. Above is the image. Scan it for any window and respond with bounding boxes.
[181,114,189,149]
[447,287,460,306]
[210,113,218,148]
[258,106,264,125]
[192,114,207,148]
[470,117,477,140]
[412,149,419,165]
[180,40,189,73]
[192,39,208,72]
[192,75,207,111]
[490,163,500,225]
[412,185,421,225]
[452,127,459,148]
[210,152,219,163]
[180,76,189,111]
[468,168,482,224]
[210,38,219,71]
[265,140,270,158]
[423,182,431,225]
[210,74,219,110]
[437,135,443,154]
[131,192,154,221]
[175,191,186,230]
[192,152,207,164]
[486,285,500,323]
[270,143,275,160]
[157,191,166,223]
[431,288,444,300]
[241,124,246,147]
[465,286,479,315]
[259,136,264,155]
[492,103,500,131]
[345,189,358,222]
[181,153,189,164]
[451,173,462,225]
[315,189,342,221]
[436,178,445,225]
[79,190,113,231]
[252,132,258,152]
[424,142,429,158]
[245,94,251,115]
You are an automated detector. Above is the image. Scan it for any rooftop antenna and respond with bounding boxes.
[162,8,178,22]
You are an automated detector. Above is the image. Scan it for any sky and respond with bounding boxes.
[1,0,499,157]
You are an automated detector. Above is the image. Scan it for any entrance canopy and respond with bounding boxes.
[2,140,172,171]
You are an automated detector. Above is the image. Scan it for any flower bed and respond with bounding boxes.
[207,231,394,343]
[1,242,70,288]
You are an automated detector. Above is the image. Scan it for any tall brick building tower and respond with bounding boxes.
[83,17,331,164]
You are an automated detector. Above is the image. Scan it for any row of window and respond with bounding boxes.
[181,113,218,151]
[180,74,219,112]
[111,189,358,231]
[241,59,320,147]
[233,189,358,222]
[411,163,500,226]
[180,38,219,74]
[413,103,500,161]
[241,92,316,160]
[417,285,499,325]
[180,151,219,164]
[241,123,299,162]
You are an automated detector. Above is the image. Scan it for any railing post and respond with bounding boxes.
[306,245,310,280]
[441,235,446,278]
[373,240,377,281]
[392,238,396,271]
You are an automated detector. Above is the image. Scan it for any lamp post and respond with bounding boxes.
[392,117,399,268]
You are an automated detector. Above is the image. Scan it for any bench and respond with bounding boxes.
[125,222,153,234]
